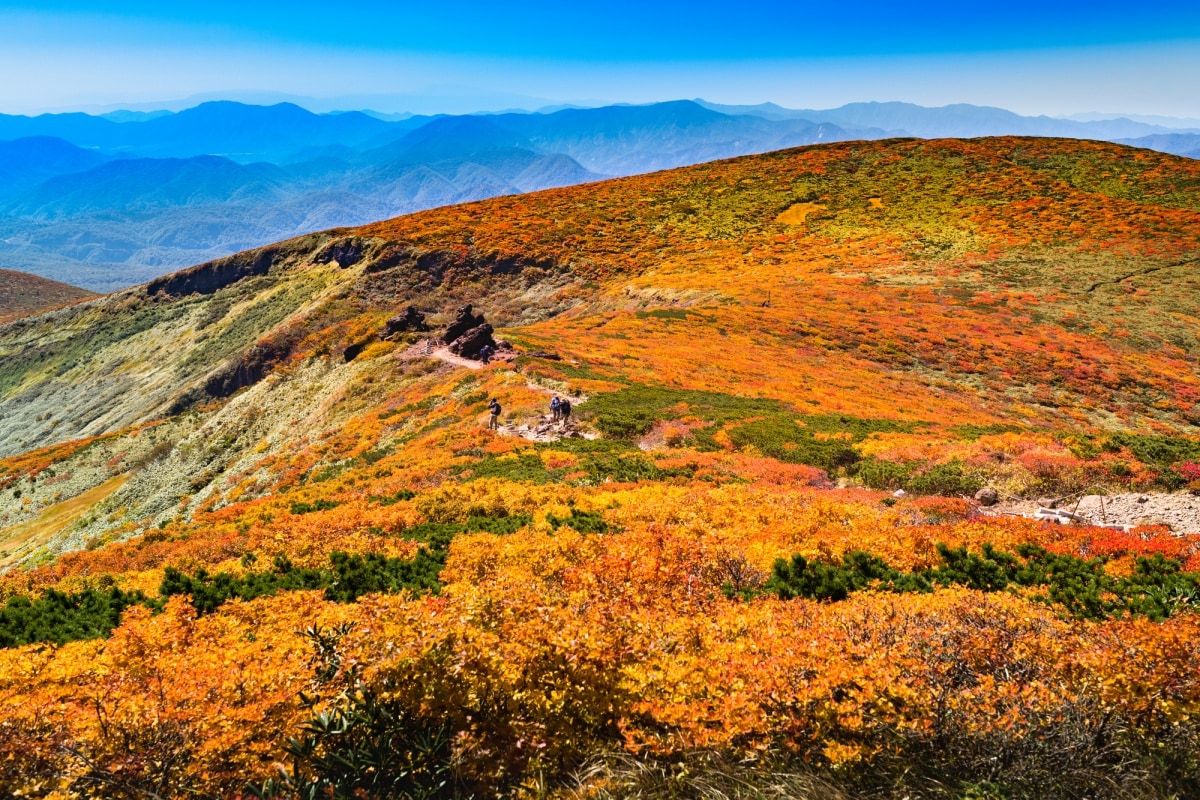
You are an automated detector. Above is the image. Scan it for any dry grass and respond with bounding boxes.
[567,751,849,800]
[0,474,128,569]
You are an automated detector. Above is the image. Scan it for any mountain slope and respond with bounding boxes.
[2,137,1200,797]
[1118,132,1200,159]
[1,135,1197,535]
[0,268,94,324]
[5,155,288,216]
[8,99,1200,294]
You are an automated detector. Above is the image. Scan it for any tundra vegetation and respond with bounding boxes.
[1,137,1200,798]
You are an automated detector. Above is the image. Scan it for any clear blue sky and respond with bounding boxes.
[3,1,1200,116]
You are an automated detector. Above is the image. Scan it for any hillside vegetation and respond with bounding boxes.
[2,137,1200,798]
[0,269,93,324]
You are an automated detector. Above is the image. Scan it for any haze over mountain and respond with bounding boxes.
[2,98,1198,293]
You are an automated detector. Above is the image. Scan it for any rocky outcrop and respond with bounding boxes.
[441,303,500,360]
[168,333,299,413]
[449,323,496,360]
[442,304,486,344]
[974,487,999,506]
[316,237,368,268]
[147,246,279,298]
[385,306,428,336]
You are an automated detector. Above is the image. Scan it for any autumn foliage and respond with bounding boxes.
[2,137,1200,798]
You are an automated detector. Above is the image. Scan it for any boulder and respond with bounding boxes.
[974,487,999,506]
[385,306,428,336]
[443,303,486,344]
[449,323,496,360]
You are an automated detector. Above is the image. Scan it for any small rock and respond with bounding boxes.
[1137,496,1149,504]
[893,489,907,498]
[974,487,999,506]
[1036,497,1057,509]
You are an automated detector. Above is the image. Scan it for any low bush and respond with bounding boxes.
[766,543,1200,621]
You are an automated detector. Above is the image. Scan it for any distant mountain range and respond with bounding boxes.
[1,99,1197,292]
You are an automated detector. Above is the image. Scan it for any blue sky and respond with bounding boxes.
[2,1,1200,116]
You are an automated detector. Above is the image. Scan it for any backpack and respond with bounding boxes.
[560,399,571,415]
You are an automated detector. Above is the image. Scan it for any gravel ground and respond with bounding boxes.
[985,492,1200,534]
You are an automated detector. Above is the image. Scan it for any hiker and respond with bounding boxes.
[479,344,493,364]
[487,398,501,430]
[550,395,561,422]
[558,397,572,426]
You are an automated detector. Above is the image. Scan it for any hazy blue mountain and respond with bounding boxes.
[1116,133,1200,159]
[699,100,1181,140]
[0,137,113,196]
[5,156,287,216]
[490,100,862,174]
[0,102,428,163]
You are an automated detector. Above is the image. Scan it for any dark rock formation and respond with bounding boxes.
[316,237,367,268]
[442,304,486,345]
[147,246,278,298]
[384,306,428,336]
[343,337,376,362]
[167,333,298,413]
[449,323,496,360]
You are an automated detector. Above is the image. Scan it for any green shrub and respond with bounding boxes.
[0,587,154,648]
[373,488,417,506]
[547,508,613,534]
[854,458,913,490]
[1104,432,1200,467]
[289,498,341,514]
[764,543,1200,621]
[905,460,983,496]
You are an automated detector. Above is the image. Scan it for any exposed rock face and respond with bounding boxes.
[385,306,428,336]
[449,323,496,360]
[147,247,279,298]
[168,334,298,413]
[316,237,367,268]
[442,304,486,345]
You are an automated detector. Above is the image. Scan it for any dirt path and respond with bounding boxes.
[398,339,591,443]
[500,382,593,443]
[397,339,513,370]
[983,492,1200,535]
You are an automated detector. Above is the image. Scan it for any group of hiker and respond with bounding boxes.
[486,394,571,432]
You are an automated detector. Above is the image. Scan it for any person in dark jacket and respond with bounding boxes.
[550,396,562,422]
[558,397,571,427]
[487,398,501,430]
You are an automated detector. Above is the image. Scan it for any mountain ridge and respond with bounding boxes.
[4,99,1199,293]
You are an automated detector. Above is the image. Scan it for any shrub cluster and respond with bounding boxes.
[766,543,1200,620]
